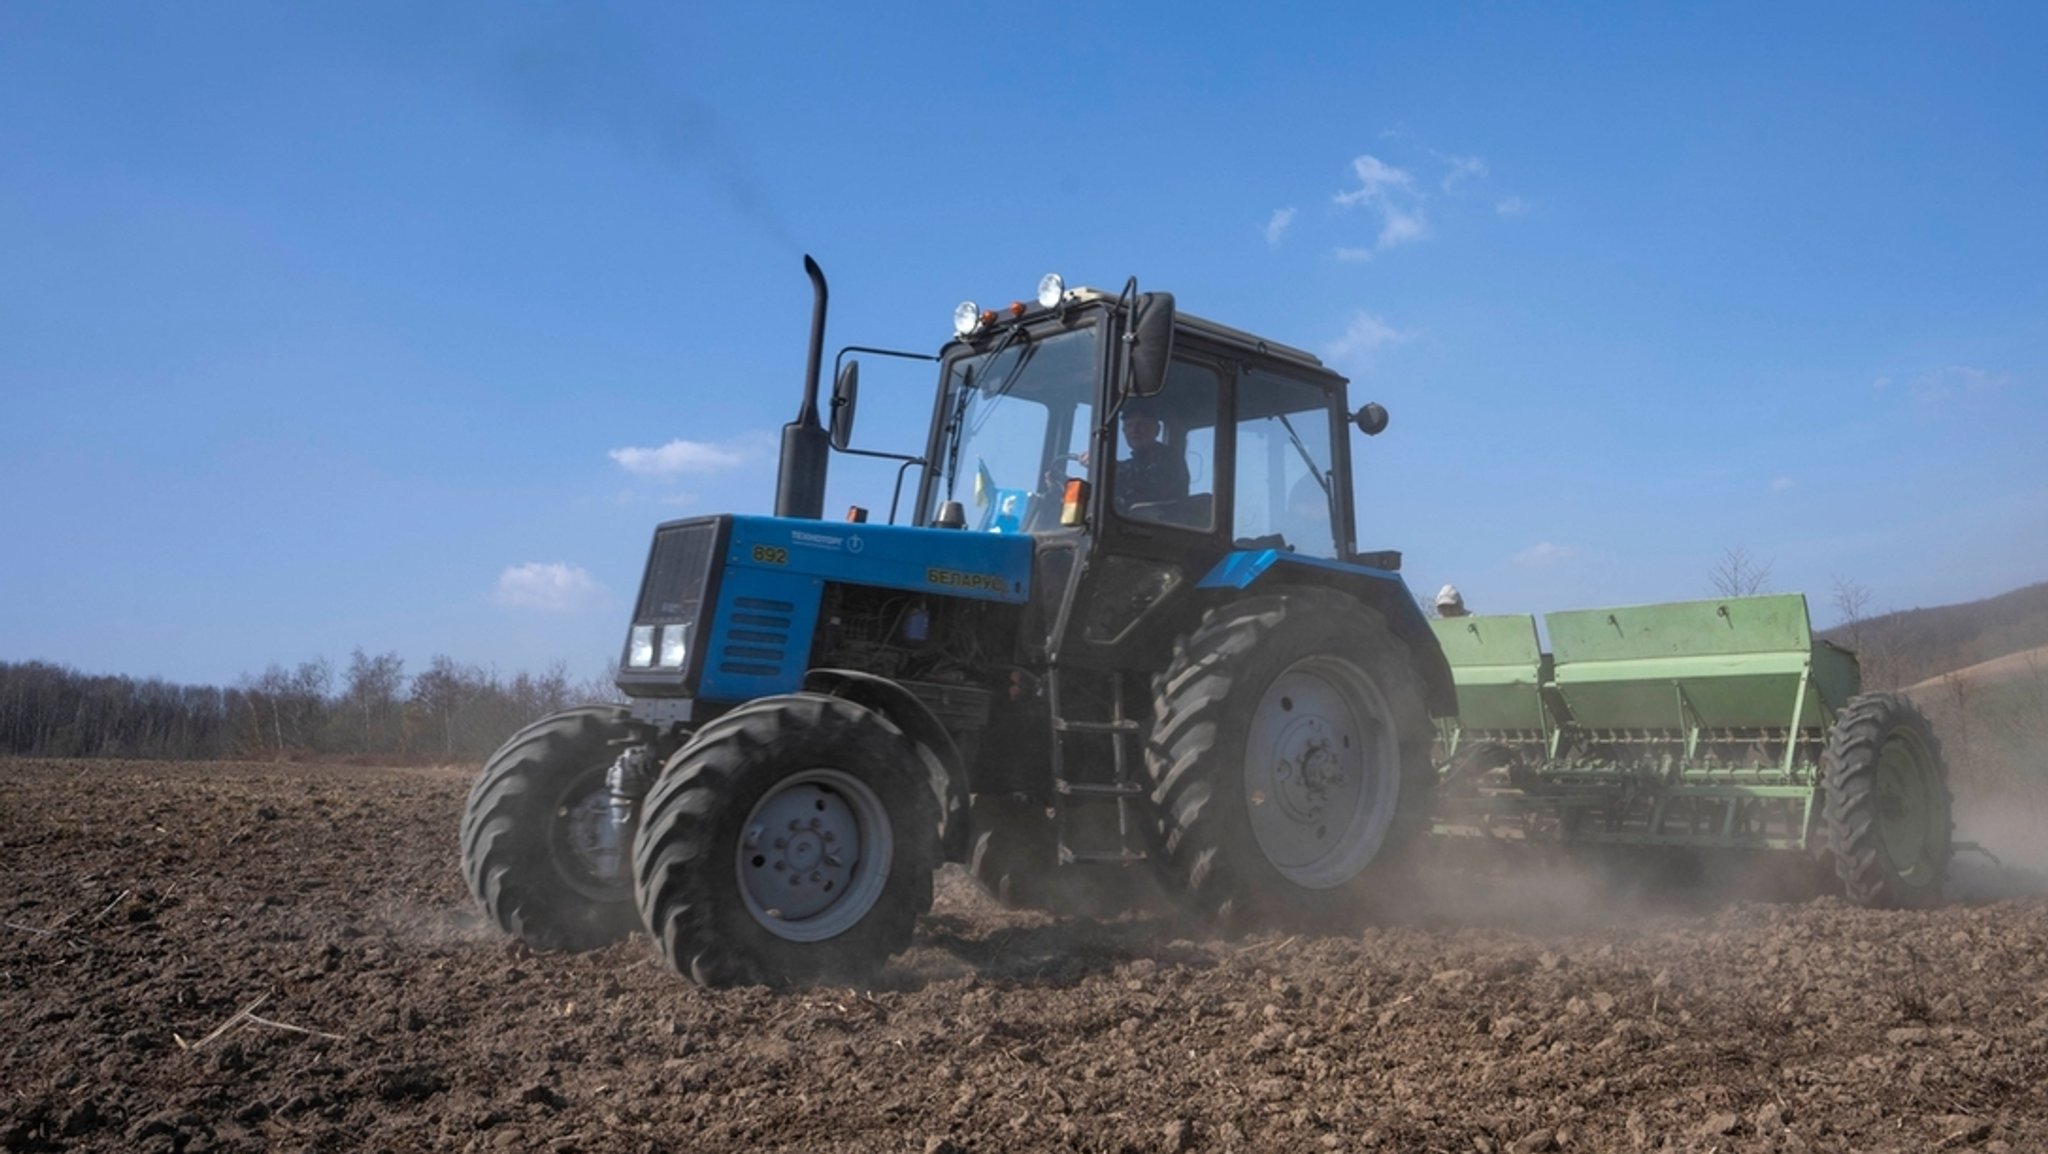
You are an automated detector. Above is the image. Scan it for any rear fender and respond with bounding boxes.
[1196,550,1457,717]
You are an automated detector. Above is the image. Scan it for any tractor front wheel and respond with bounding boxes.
[633,694,941,987]
[460,705,648,951]
[1821,692,1951,908]
[1148,588,1434,927]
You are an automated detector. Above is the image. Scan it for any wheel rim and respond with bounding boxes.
[1242,655,1400,889]
[737,769,893,942]
[550,766,632,904]
[1873,729,1938,884]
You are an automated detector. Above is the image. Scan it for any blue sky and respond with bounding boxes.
[3,3,2044,688]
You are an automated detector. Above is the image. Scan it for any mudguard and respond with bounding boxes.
[1196,549,1457,717]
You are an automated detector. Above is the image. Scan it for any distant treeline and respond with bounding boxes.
[0,651,621,762]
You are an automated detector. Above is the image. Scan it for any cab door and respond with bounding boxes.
[1048,353,1229,668]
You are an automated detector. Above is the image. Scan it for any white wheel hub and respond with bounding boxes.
[738,769,893,942]
[1243,656,1400,889]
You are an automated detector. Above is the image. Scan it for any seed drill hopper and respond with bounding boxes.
[1431,593,1952,906]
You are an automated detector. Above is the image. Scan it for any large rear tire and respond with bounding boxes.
[1821,692,1951,908]
[461,705,647,951]
[1148,588,1434,926]
[633,694,941,987]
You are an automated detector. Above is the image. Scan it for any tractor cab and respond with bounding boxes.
[885,275,1401,676]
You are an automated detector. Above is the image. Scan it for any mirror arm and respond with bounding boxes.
[833,346,939,376]
[826,346,940,454]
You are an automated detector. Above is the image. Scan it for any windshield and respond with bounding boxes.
[931,325,1099,532]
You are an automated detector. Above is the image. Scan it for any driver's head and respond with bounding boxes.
[1120,398,1163,447]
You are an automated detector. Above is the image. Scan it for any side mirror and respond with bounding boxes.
[1126,292,1175,398]
[1354,402,1389,437]
[830,361,860,451]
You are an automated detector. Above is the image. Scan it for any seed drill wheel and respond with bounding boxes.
[1148,587,1434,926]
[632,694,942,987]
[1821,692,1952,908]
[460,705,648,951]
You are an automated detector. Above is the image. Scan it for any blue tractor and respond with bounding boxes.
[460,261,1457,987]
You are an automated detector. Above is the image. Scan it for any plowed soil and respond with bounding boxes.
[4,757,2046,1153]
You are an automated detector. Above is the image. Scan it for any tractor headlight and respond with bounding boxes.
[628,624,656,668]
[657,624,689,669]
[953,300,981,337]
[1036,273,1064,309]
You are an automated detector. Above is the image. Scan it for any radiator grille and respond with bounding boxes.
[637,521,719,622]
[719,597,795,676]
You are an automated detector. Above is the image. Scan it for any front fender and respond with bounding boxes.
[800,669,968,860]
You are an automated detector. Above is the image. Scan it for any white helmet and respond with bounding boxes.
[1434,584,1466,613]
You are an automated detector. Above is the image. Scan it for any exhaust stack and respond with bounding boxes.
[775,255,831,520]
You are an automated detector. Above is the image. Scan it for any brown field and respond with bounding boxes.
[4,757,2047,1154]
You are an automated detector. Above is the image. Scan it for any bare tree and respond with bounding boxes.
[340,649,406,754]
[1709,545,1775,598]
[1829,576,1903,691]
[1830,577,1871,643]
[576,659,628,706]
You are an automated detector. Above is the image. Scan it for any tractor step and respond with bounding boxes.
[1055,780,1145,797]
[1052,717,1141,734]
[1045,665,1149,867]
[1058,847,1149,866]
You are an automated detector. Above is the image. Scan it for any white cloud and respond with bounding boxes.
[1496,196,1529,217]
[1906,365,2008,407]
[1333,154,1417,206]
[1263,207,1297,245]
[1434,151,1489,193]
[1334,246,1375,263]
[609,437,756,478]
[1333,154,1431,255]
[1377,206,1429,249]
[493,562,604,612]
[1513,542,1576,568]
[1324,312,1408,364]
[1771,477,1795,492]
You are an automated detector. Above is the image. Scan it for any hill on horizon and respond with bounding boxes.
[1818,580,2048,692]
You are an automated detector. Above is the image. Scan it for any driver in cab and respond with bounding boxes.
[1111,396,1189,512]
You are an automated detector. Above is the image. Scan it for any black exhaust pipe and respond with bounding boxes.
[775,255,831,520]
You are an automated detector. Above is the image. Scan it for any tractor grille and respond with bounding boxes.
[637,520,720,623]
[718,597,796,677]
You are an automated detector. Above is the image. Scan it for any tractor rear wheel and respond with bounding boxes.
[1148,588,1434,926]
[633,694,941,987]
[1821,692,1951,908]
[460,705,648,951]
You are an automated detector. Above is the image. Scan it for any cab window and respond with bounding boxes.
[1112,359,1218,531]
[1231,368,1339,558]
